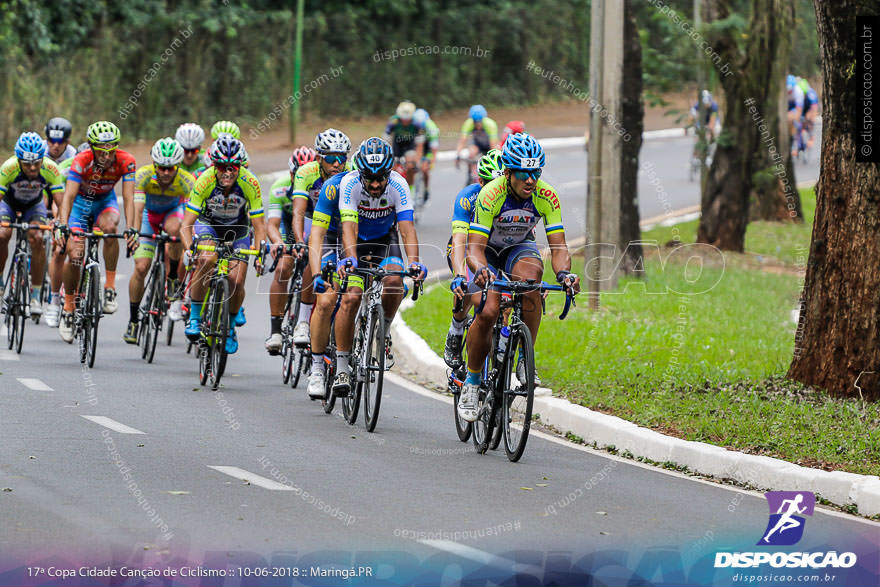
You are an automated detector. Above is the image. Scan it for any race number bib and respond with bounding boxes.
[519,157,540,169]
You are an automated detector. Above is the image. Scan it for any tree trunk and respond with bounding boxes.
[619,0,644,275]
[697,0,789,251]
[787,0,880,400]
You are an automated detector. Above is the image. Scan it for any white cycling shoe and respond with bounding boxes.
[293,321,310,345]
[457,382,480,423]
[307,371,325,399]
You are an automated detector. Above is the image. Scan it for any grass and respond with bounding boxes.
[403,191,880,477]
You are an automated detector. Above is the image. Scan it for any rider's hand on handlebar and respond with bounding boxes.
[123,227,139,251]
[337,256,357,278]
[293,242,307,260]
[450,274,467,300]
[54,224,68,246]
[183,249,194,269]
[313,274,328,294]
[409,262,427,281]
[556,270,580,295]
[472,265,494,289]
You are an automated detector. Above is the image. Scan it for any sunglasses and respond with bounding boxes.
[184,148,200,155]
[47,138,67,145]
[91,144,118,153]
[512,169,542,181]
[361,172,389,184]
[156,165,177,172]
[215,163,240,173]
[323,154,347,165]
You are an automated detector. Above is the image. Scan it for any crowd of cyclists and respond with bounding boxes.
[0,103,580,448]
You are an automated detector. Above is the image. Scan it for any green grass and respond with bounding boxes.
[404,240,880,477]
[642,187,816,267]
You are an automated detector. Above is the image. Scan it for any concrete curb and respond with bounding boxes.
[390,309,880,518]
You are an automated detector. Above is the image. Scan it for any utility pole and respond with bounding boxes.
[587,0,624,309]
[290,0,305,145]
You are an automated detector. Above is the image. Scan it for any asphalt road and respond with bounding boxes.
[2,133,859,583]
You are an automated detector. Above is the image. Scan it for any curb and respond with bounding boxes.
[390,305,880,519]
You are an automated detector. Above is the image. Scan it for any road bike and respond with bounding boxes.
[276,243,310,388]
[1,220,51,353]
[194,239,262,391]
[37,227,53,323]
[471,277,575,462]
[136,231,180,364]
[394,157,426,224]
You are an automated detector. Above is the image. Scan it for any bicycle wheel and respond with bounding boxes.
[165,315,174,346]
[490,404,503,451]
[139,267,155,360]
[503,323,536,462]
[281,335,293,384]
[322,348,337,413]
[145,265,164,364]
[451,367,472,442]
[13,253,28,354]
[291,345,306,389]
[208,278,229,390]
[362,306,386,433]
[344,313,365,425]
[85,265,101,368]
[472,385,497,455]
[198,342,210,385]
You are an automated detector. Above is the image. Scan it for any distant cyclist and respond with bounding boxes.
[175,123,207,176]
[332,138,427,396]
[413,108,439,201]
[123,138,194,343]
[787,75,805,157]
[798,78,819,149]
[455,104,499,166]
[202,120,248,170]
[443,149,504,368]
[56,121,139,342]
[45,118,76,164]
[499,120,525,150]
[0,133,65,314]
[457,134,580,423]
[687,90,719,163]
[384,101,425,187]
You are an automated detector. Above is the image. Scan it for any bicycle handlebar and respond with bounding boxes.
[137,231,181,243]
[474,277,576,320]
[0,221,53,231]
[348,265,422,301]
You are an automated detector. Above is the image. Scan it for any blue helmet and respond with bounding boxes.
[15,132,47,162]
[413,108,429,127]
[469,104,487,122]
[786,74,797,92]
[354,137,394,178]
[501,133,545,171]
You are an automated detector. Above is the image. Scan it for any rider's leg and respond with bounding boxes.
[96,202,121,289]
[509,255,545,345]
[465,288,501,379]
[269,255,293,334]
[163,215,183,280]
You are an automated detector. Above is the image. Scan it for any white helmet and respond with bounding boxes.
[175,123,205,150]
[396,101,416,120]
[150,137,184,166]
[413,108,429,127]
[314,128,351,154]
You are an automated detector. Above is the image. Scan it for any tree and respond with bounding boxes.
[619,0,645,274]
[696,0,793,250]
[787,0,880,400]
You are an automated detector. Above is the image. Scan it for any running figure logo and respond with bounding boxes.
[758,491,815,546]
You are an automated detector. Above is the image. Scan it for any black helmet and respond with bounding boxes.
[45,117,73,142]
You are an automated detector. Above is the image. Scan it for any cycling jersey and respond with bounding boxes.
[58,157,75,177]
[690,101,719,126]
[470,177,564,249]
[0,156,65,207]
[47,143,77,164]
[788,85,805,111]
[68,150,136,200]
[460,117,499,150]
[385,116,426,147]
[185,167,263,226]
[804,88,819,111]
[291,160,355,219]
[180,159,205,176]
[338,170,413,241]
[134,164,196,212]
[312,172,346,235]
[451,183,482,235]
[424,119,440,151]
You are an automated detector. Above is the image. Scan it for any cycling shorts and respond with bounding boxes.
[280,212,312,244]
[347,231,404,290]
[0,198,48,225]
[391,139,417,159]
[485,240,542,277]
[69,192,119,231]
[134,204,184,260]
[193,220,251,252]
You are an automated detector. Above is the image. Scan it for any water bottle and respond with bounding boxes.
[496,326,510,363]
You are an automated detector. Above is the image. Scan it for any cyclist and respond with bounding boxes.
[201,120,246,170]
[175,123,207,175]
[455,105,499,168]
[384,101,425,187]
[331,137,427,396]
[499,120,525,150]
[798,78,819,149]
[181,136,266,355]
[688,90,719,160]
[56,121,139,343]
[457,133,580,423]
[45,118,76,164]
[0,133,64,313]
[264,145,318,354]
[123,138,195,343]
[787,75,806,157]
[413,108,439,201]
[443,149,504,367]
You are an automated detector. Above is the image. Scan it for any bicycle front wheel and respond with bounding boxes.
[503,323,536,462]
[85,265,101,368]
[362,306,386,433]
[139,267,155,359]
[208,278,229,390]
[13,253,28,353]
[145,265,164,363]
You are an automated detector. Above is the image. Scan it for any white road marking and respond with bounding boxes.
[208,466,295,491]
[419,540,544,576]
[81,415,146,435]
[559,180,586,190]
[0,349,20,361]
[16,378,53,391]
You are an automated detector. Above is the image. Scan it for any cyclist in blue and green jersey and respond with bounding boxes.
[455,104,499,167]
[175,123,207,176]
[443,149,504,368]
[458,134,580,423]
[413,108,439,201]
[384,101,425,187]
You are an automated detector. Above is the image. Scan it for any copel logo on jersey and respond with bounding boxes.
[759,491,814,546]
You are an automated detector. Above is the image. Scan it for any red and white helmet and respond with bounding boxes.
[288,146,318,174]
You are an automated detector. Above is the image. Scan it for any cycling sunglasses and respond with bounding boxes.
[512,169,542,181]
[184,148,200,155]
[47,138,67,145]
[215,163,240,173]
[91,144,118,153]
[323,154,347,165]
[155,164,177,172]
[361,171,390,184]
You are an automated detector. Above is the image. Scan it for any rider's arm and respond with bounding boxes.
[267,217,283,245]
[450,187,475,276]
[58,178,79,226]
[398,220,419,266]
[467,184,500,274]
[182,172,211,250]
[291,196,308,245]
[484,118,499,150]
[456,118,473,155]
[181,209,198,251]
[383,118,395,144]
[308,222,327,278]
[121,179,136,231]
[42,161,65,212]
[240,170,266,247]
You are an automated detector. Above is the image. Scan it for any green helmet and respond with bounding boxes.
[211,120,241,140]
[86,121,121,145]
[477,149,504,182]
[150,137,184,167]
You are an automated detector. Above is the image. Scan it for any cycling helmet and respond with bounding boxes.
[506,120,525,134]
[501,133,545,170]
[289,146,318,173]
[396,101,416,120]
[786,74,797,92]
[413,108,430,127]
[210,120,241,140]
[175,123,205,150]
[86,121,121,145]
[76,142,90,153]
[477,149,504,181]
[45,117,73,142]
[469,104,487,121]
[314,128,351,154]
[15,132,47,162]
[701,90,712,105]
[354,137,394,181]
[208,136,246,165]
[150,137,184,167]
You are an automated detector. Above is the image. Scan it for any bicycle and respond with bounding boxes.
[136,231,181,364]
[276,243,309,388]
[340,265,421,432]
[1,220,51,353]
[60,227,127,367]
[194,239,263,391]
[319,263,347,414]
[470,277,575,462]
[37,227,53,323]
[457,151,480,187]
